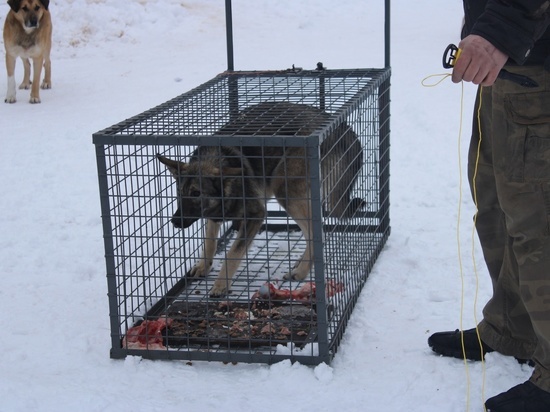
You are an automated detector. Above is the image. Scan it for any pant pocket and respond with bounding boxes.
[505,91,550,183]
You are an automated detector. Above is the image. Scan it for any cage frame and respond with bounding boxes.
[94,1,391,365]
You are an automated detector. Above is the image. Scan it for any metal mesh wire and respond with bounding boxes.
[94,68,390,364]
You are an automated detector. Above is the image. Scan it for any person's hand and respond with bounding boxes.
[452,35,509,86]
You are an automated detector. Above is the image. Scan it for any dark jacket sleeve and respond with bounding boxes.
[470,0,550,64]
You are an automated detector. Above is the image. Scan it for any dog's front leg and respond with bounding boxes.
[41,56,52,90]
[29,56,44,103]
[210,219,263,297]
[5,54,16,103]
[283,200,314,281]
[190,219,220,278]
[19,58,31,90]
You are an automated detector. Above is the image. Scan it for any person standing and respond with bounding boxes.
[427,1,550,411]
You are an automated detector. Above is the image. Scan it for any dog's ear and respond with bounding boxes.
[40,0,49,10]
[7,0,21,12]
[157,154,188,178]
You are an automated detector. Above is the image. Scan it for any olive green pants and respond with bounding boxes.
[471,65,550,392]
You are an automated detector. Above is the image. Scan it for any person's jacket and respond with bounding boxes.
[462,0,550,65]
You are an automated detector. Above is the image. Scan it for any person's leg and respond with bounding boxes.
[467,84,536,360]
[429,66,550,409]
[428,87,518,361]
[429,74,547,364]
[484,65,550,394]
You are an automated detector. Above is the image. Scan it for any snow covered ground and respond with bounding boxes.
[0,1,534,411]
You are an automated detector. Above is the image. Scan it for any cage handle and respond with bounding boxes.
[224,0,391,71]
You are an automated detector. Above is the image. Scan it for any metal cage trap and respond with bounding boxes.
[93,1,391,365]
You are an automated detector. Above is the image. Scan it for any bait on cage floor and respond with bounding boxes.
[93,67,390,365]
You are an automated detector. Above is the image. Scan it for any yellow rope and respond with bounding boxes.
[471,86,487,411]
[421,73,452,87]
[453,79,473,412]
[421,75,486,412]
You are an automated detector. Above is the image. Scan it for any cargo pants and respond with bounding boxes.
[470,65,550,392]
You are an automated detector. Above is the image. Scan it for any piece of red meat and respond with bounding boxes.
[251,280,344,303]
[122,318,173,350]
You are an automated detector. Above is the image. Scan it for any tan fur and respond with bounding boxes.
[3,0,52,103]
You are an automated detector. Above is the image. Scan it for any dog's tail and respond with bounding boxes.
[323,126,365,219]
[327,194,366,219]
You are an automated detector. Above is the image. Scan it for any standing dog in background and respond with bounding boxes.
[158,102,364,297]
[3,0,52,103]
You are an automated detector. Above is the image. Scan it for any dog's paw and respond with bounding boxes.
[286,267,309,281]
[283,272,293,281]
[29,96,41,104]
[209,280,230,297]
[19,82,31,90]
[189,260,211,278]
[41,81,51,90]
[4,96,16,104]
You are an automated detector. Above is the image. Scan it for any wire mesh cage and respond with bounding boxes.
[93,67,390,365]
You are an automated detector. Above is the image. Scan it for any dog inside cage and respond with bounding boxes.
[157,101,365,297]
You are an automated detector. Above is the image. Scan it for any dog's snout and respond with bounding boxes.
[170,208,199,229]
[26,16,38,28]
[170,216,182,228]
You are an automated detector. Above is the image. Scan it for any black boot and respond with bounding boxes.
[486,381,550,412]
[428,328,533,365]
[428,328,492,361]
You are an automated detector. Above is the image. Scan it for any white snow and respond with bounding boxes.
[0,1,534,411]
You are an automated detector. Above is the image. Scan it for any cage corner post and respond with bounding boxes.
[384,0,391,70]
[225,0,239,119]
[380,0,391,234]
[308,136,332,365]
[225,0,235,72]
[93,141,125,359]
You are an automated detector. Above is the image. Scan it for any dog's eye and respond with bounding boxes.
[189,190,201,198]
[22,6,29,11]
[34,5,40,11]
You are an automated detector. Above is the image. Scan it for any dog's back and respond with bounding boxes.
[214,102,363,218]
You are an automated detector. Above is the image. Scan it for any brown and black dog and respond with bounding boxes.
[3,0,52,103]
[158,102,364,297]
